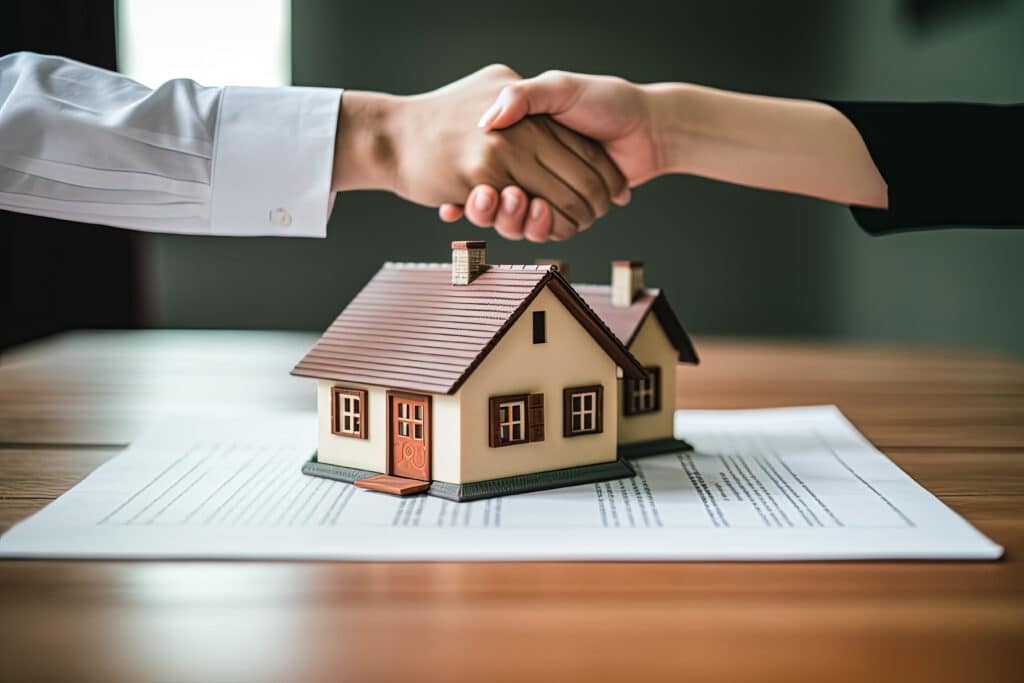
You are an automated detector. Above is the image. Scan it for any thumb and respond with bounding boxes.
[478,72,580,131]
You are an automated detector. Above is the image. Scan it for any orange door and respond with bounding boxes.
[389,393,431,481]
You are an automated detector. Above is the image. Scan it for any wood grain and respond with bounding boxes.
[1,330,1022,683]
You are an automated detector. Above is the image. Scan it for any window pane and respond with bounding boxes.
[353,417,360,432]
[572,395,581,411]
[500,406,507,422]
[399,403,408,419]
[501,424,509,441]
[414,423,422,440]
[117,0,291,90]
[399,422,409,437]
[572,414,580,431]
[512,424,521,441]
[414,404,423,420]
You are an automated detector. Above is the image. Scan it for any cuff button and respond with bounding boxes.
[269,208,293,227]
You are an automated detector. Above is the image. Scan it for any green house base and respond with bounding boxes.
[617,436,693,459]
[301,456,380,484]
[301,453,635,502]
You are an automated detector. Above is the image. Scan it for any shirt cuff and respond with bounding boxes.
[210,85,341,237]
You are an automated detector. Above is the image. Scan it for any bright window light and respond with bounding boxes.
[117,0,291,88]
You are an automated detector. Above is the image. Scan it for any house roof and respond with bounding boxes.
[573,285,699,364]
[291,263,647,395]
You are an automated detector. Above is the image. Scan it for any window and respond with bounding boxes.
[563,385,604,437]
[501,400,526,443]
[489,393,545,447]
[331,387,367,439]
[396,401,425,440]
[624,367,661,416]
[117,0,291,89]
[533,310,546,344]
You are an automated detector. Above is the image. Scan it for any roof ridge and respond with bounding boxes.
[572,283,661,294]
[382,263,554,271]
[383,262,448,269]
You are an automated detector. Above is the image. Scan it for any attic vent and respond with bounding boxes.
[452,240,486,285]
[612,260,644,307]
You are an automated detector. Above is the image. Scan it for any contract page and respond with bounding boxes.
[0,406,1002,561]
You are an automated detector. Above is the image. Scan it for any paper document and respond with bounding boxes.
[0,406,1002,560]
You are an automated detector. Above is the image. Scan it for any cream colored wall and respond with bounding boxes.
[455,287,620,484]
[617,315,677,444]
[316,380,462,481]
[429,394,461,483]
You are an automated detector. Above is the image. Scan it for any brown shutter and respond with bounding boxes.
[527,393,545,442]
[488,397,502,447]
[650,367,662,412]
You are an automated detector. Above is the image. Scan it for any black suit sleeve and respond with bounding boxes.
[825,101,1024,235]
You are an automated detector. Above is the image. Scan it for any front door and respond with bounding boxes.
[389,392,431,481]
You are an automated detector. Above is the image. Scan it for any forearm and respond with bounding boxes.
[647,83,888,208]
[0,52,339,237]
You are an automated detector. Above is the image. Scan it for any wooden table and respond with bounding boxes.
[2,330,1022,683]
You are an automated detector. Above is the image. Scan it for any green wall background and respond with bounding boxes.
[143,0,1024,355]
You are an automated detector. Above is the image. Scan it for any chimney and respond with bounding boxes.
[535,258,570,282]
[611,260,644,307]
[451,240,487,285]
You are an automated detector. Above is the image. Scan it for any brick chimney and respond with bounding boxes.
[535,258,570,282]
[611,260,643,307]
[451,241,487,285]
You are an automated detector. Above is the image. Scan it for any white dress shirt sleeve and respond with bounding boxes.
[0,52,341,237]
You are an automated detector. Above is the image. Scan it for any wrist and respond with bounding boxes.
[644,82,702,177]
[331,91,406,193]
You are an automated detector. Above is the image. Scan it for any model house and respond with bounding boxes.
[292,241,697,501]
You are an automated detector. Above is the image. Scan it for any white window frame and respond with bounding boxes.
[499,400,527,444]
[564,385,603,437]
[331,387,367,439]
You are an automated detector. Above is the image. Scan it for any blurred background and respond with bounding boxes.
[3,0,1023,354]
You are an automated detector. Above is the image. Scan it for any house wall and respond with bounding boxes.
[429,393,461,483]
[316,380,462,481]
[617,315,678,445]
[455,287,620,484]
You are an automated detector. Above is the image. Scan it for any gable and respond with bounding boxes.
[574,285,699,364]
[629,312,677,367]
[460,287,621,394]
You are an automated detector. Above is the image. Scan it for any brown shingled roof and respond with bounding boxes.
[573,285,699,364]
[291,264,646,395]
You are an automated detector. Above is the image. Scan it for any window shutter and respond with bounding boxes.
[488,397,502,448]
[528,393,545,442]
[650,366,662,412]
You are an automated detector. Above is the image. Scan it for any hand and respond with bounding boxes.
[444,70,890,226]
[332,65,627,240]
[440,70,659,230]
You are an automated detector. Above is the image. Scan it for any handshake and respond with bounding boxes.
[332,65,890,242]
[333,65,666,243]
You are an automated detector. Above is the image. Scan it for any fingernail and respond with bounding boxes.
[477,102,502,128]
[613,188,632,206]
[503,191,521,214]
[474,190,495,211]
[530,200,544,220]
